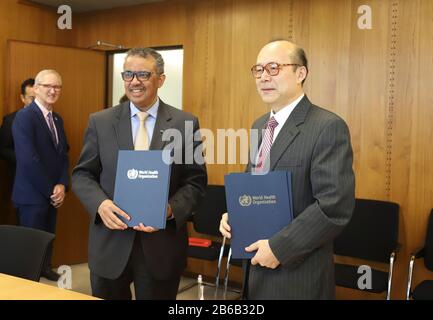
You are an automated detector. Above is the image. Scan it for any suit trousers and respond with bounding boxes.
[17,203,57,270]
[90,232,181,300]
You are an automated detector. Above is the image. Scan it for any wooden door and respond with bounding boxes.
[6,40,106,266]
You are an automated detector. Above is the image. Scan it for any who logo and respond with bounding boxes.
[239,195,252,207]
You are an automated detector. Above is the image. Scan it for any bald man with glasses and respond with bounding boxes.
[220,40,355,300]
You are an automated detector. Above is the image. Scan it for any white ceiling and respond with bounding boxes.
[28,0,165,13]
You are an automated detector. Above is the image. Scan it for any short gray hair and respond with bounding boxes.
[125,48,164,75]
[35,69,62,85]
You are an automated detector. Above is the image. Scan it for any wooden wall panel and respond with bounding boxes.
[7,41,106,266]
[391,0,433,298]
[294,0,390,200]
[59,0,433,299]
[73,1,187,49]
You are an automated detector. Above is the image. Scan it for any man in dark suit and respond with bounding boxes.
[72,48,207,300]
[0,78,35,224]
[220,40,355,299]
[0,78,35,176]
[12,70,69,281]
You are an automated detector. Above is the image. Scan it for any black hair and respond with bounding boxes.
[21,78,35,96]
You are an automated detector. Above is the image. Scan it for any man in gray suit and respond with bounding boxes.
[72,48,207,299]
[220,40,355,299]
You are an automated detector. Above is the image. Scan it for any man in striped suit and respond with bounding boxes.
[220,40,355,299]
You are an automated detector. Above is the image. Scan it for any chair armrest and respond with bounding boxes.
[411,246,425,259]
[215,236,227,286]
[388,243,401,263]
[387,248,399,300]
[405,246,425,300]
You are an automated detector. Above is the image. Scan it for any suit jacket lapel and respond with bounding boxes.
[247,116,268,172]
[52,113,63,153]
[150,101,172,150]
[113,102,134,150]
[269,96,311,170]
[30,103,59,151]
[256,117,267,148]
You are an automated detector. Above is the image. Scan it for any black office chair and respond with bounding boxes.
[333,199,400,300]
[178,185,228,293]
[0,225,55,281]
[406,209,433,300]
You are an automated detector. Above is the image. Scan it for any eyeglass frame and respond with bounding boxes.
[250,62,301,78]
[37,83,62,91]
[121,70,157,82]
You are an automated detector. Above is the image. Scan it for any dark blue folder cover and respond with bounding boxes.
[114,150,171,229]
[224,171,293,259]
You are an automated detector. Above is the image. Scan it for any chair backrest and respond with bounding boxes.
[0,225,55,281]
[192,185,227,236]
[423,210,433,270]
[334,199,399,263]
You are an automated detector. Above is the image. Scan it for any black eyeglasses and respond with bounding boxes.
[121,71,153,82]
[251,62,300,78]
[38,83,62,91]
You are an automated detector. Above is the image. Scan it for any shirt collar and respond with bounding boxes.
[271,93,305,125]
[34,98,52,118]
[130,97,159,119]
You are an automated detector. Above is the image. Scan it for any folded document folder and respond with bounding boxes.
[224,171,293,259]
[114,150,171,229]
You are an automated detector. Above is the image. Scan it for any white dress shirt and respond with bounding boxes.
[34,98,59,143]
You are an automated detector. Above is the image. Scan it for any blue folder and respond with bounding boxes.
[114,150,171,229]
[224,171,293,259]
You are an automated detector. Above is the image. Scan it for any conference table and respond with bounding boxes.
[0,273,100,300]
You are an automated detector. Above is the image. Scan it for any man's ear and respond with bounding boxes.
[158,74,166,88]
[297,66,307,84]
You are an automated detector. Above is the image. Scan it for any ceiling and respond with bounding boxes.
[28,0,165,13]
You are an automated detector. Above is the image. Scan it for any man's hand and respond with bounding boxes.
[50,184,66,208]
[219,212,231,239]
[133,223,158,233]
[246,239,280,269]
[98,199,130,230]
[166,204,174,219]
[133,203,173,233]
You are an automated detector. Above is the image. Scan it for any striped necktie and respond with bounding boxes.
[255,116,278,172]
[47,112,58,145]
